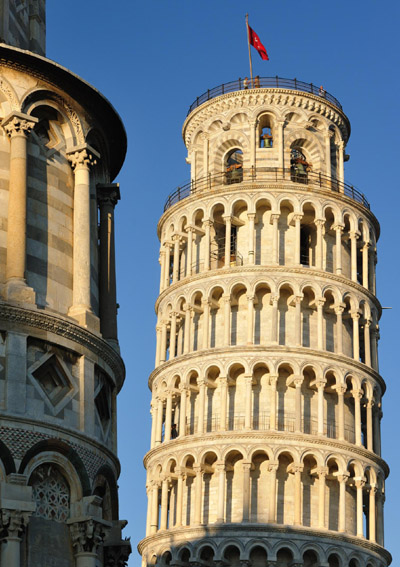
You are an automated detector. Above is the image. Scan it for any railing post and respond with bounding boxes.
[310,82,314,94]
[276,75,279,87]
[222,83,225,94]
[239,77,241,90]
[294,77,297,89]
[177,187,181,202]
[207,89,210,101]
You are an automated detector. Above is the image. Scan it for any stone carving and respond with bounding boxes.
[69,518,109,554]
[0,509,30,539]
[2,114,37,137]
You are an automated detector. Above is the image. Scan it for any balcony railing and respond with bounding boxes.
[187,76,343,115]
[163,167,370,212]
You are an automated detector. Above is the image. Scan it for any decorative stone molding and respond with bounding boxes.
[0,302,125,388]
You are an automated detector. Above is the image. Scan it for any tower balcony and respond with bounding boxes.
[187,76,343,116]
[163,168,370,213]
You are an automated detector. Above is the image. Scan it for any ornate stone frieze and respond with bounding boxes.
[1,112,38,137]
[0,302,125,386]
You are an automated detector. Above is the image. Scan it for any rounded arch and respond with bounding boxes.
[0,439,16,475]
[92,464,119,520]
[18,439,90,496]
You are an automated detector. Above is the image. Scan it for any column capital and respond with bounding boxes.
[97,183,121,207]
[269,374,278,386]
[293,375,303,387]
[270,213,280,223]
[247,212,256,220]
[223,215,232,223]
[215,462,226,472]
[103,540,132,567]
[2,111,38,137]
[246,294,255,302]
[267,461,279,472]
[69,517,111,554]
[336,384,347,396]
[0,508,31,538]
[270,294,279,305]
[316,379,327,389]
[67,143,100,170]
[349,230,361,240]
[317,467,329,477]
[337,473,350,484]
[354,477,366,489]
[315,218,326,228]
[222,294,231,303]
[316,297,326,307]
[334,303,346,315]
[350,310,361,320]
[293,213,304,222]
[290,463,304,474]
[333,223,345,232]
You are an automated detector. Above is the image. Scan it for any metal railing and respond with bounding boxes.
[163,167,370,212]
[187,76,342,115]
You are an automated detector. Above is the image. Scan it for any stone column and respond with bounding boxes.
[164,243,171,288]
[271,214,280,264]
[0,509,32,567]
[69,518,111,567]
[294,376,303,433]
[362,242,370,288]
[67,145,100,330]
[271,295,279,344]
[164,392,173,442]
[351,311,360,361]
[315,219,325,270]
[197,379,206,434]
[179,386,187,436]
[247,294,255,344]
[293,465,303,525]
[366,399,374,452]
[145,484,152,536]
[155,397,163,446]
[324,130,333,177]
[224,216,232,268]
[219,376,228,431]
[364,318,372,367]
[249,120,257,167]
[169,312,177,360]
[317,468,328,529]
[223,294,231,346]
[373,406,382,456]
[172,235,181,283]
[244,374,253,429]
[186,227,194,277]
[216,462,226,523]
[369,484,377,542]
[183,305,191,354]
[176,470,184,527]
[355,478,366,537]
[352,389,363,446]
[338,140,345,183]
[316,298,326,350]
[338,474,349,532]
[160,477,169,530]
[293,214,303,265]
[316,380,326,436]
[193,466,203,525]
[349,231,359,282]
[97,184,120,345]
[268,462,279,523]
[269,375,278,430]
[242,461,252,522]
[2,112,38,303]
[334,304,345,354]
[149,481,159,534]
[277,120,285,172]
[202,299,210,349]
[371,326,379,372]
[337,385,346,441]
[203,133,209,176]
[294,295,302,346]
[160,321,168,363]
[204,220,212,271]
[334,224,344,274]
[247,213,256,264]
[150,402,157,449]
[155,325,162,367]
[159,249,166,293]
[377,491,384,546]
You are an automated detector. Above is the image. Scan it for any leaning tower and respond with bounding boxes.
[139,77,390,567]
[0,2,130,566]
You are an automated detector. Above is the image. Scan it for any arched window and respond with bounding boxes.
[30,464,70,522]
[258,115,274,148]
[291,148,310,184]
[225,148,243,184]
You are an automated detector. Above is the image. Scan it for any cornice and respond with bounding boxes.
[0,302,125,389]
[149,345,386,396]
[182,88,351,146]
[143,430,388,475]
[0,44,126,180]
[157,181,380,238]
[155,265,382,317]
[138,523,391,563]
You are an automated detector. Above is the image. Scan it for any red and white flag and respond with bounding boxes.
[248,26,269,60]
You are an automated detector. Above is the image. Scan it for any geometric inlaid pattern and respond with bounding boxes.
[27,352,78,416]
[30,464,70,522]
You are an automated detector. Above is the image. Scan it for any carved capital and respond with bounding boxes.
[104,540,132,567]
[336,384,347,396]
[316,297,326,307]
[246,294,255,302]
[67,144,100,170]
[97,183,121,208]
[69,518,110,554]
[334,303,345,315]
[2,112,38,138]
[0,509,31,539]
[315,218,326,228]
[267,462,279,473]
[270,213,280,223]
[354,477,366,489]
[316,379,327,389]
[337,473,350,484]
[317,467,329,477]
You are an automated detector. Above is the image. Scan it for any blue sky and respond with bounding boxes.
[47,2,399,565]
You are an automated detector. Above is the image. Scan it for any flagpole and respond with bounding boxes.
[245,13,253,87]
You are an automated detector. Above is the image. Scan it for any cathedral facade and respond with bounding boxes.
[0,2,130,566]
[139,77,390,567]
